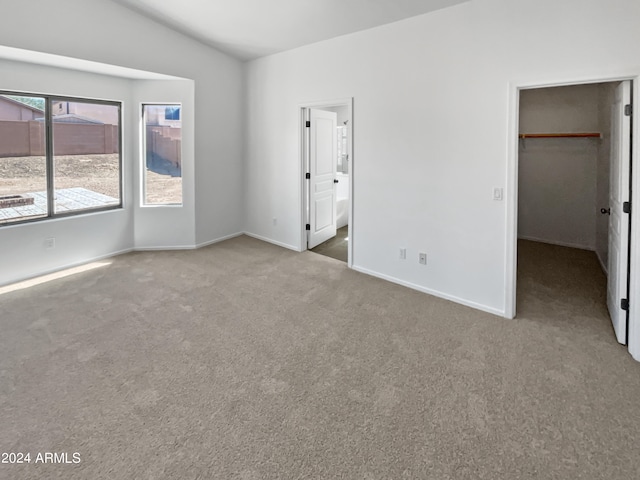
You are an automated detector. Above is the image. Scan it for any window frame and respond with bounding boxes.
[0,90,123,227]
[141,102,183,207]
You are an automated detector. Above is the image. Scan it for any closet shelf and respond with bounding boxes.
[518,132,601,139]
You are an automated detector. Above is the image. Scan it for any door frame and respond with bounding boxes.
[505,73,640,361]
[299,98,354,267]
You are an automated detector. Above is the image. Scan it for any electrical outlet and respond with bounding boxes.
[44,237,55,249]
[419,252,427,265]
[399,248,406,260]
[493,187,503,201]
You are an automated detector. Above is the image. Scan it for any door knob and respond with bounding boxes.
[334,179,339,183]
[601,208,610,215]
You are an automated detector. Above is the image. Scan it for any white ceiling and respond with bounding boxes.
[113,0,469,61]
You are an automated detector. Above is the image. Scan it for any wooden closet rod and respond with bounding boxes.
[518,133,601,139]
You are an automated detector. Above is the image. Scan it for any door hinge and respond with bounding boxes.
[621,298,629,311]
[305,121,311,128]
[305,172,310,179]
[623,201,631,214]
[625,104,633,117]
[305,224,310,231]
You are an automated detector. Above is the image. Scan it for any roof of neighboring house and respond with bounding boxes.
[0,95,44,113]
[34,114,104,125]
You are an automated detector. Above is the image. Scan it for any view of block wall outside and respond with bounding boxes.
[143,104,182,205]
[0,94,122,225]
[52,101,120,215]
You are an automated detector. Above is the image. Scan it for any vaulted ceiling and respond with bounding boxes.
[113,0,469,61]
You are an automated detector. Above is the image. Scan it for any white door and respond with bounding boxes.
[308,108,337,249]
[607,80,632,345]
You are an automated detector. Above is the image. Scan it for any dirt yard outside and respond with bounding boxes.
[0,154,182,205]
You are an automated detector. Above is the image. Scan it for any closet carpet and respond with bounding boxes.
[1,236,638,479]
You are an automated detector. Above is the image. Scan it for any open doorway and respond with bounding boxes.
[300,99,353,265]
[515,80,632,345]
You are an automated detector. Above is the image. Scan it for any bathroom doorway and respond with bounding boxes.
[300,98,353,265]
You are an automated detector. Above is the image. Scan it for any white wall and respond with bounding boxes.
[132,79,196,249]
[244,0,640,318]
[0,0,244,283]
[0,60,134,285]
[518,84,600,250]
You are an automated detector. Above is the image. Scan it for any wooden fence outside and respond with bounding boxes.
[146,126,182,169]
[0,120,119,157]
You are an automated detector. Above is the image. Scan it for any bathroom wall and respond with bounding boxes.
[323,105,349,125]
[336,173,349,199]
[320,106,349,227]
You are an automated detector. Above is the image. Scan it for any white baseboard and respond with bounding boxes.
[135,232,245,251]
[242,231,301,252]
[195,232,244,249]
[351,265,505,317]
[518,235,595,251]
[134,245,197,251]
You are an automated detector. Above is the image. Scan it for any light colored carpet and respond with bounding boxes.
[1,236,639,479]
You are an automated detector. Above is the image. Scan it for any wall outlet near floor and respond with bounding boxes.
[493,187,503,201]
[419,252,427,265]
[399,248,406,260]
[44,237,55,249]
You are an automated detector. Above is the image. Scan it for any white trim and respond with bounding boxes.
[195,232,244,249]
[299,98,354,268]
[300,106,310,253]
[517,235,595,251]
[137,232,245,250]
[0,247,133,288]
[627,79,640,361]
[134,245,197,251]
[505,81,520,319]
[507,72,640,361]
[298,97,354,109]
[352,265,505,317]
[243,231,301,252]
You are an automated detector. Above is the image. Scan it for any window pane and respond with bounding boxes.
[143,104,182,205]
[52,101,121,214]
[0,95,48,224]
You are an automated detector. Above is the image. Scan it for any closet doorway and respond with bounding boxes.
[300,99,353,265]
[515,80,632,345]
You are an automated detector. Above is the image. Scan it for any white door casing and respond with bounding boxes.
[607,80,632,345]
[308,108,337,249]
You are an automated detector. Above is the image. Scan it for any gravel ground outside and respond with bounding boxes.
[0,154,181,205]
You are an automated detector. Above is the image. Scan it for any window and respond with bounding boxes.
[164,106,180,121]
[142,104,182,205]
[0,92,122,225]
